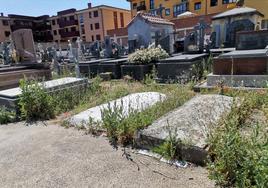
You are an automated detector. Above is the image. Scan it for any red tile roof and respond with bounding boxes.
[128,12,175,27]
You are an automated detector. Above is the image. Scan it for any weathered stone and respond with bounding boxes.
[136,94,233,164]
[69,92,166,127]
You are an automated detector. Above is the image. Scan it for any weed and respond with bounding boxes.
[0,107,16,124]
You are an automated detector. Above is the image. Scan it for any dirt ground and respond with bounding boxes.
[0,122,214,188]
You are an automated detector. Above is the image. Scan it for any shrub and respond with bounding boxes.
[0,107,16,124]
[208,92,268,187]
[18,79,55,122]
[128,45,169,64]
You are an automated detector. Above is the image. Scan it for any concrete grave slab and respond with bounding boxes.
[69,92,166,127]
[136,94,233,164]
[0,77,88,109]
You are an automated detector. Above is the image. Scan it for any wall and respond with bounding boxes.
[0,17,11,42]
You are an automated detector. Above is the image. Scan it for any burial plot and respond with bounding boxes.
[0,77,88,110]
[136,94,233,165]
[156,53,207,83]
[79,58,113,77]
[208,49,268,87]
[236,30,268,50]
[69,92,166,127]
[99,58,129,79]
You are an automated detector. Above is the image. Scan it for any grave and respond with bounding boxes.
[99,58,129,79]
[156,19,209,83]
[79,58,113,77]
[136,94,233,165]
[0,77,88,110]
[207,49,268,87]
[156,53,207,83]
[69,92,166,127]
[0,29,51,90]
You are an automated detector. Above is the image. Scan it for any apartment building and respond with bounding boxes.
[0,14,11,42]
[49,9,80,42]
[77,5,131,42]
[128,0,236,19]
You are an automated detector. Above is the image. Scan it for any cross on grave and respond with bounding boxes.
[194,18,210,52]
[158,4,165,18]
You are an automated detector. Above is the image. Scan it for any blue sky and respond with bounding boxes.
[1,0,130,17]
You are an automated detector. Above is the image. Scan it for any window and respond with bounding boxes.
[262,19,268,29]
[79,14,84,24]
[71,27,76,32]
[69,16,75,20]
[90,24,93,30]
[89,12,92,18]
[194,2,201,10]
[91,35,94,42]
[132,3,137,9]
[173,3,188,17]
[120,13,124,27]
[81,25,85,34]
[53,30,57,35]
[114,12,118,29]
[165,8,170,16]
[150,0,154,9]
[2,20,8,26]
[95,23,100,30]
[52,20,55,25]
[222,0,236,4]
[96,34,101,41]
[4,31,10,37]
[93,11,98,17]
[210,0,218,7]
[65,28,68,32]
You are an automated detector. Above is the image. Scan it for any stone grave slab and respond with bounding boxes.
[99,58,129,79]
[79,58,113,77]
[69,92,166,127]
[0,77,88,109]
[136,94,233,164]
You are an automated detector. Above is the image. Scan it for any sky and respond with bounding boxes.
[1,0,130,17]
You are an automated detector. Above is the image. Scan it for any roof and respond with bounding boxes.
[77,5,130,13]
[213,7,264,20]
[128,12,174,27]
[176,11,197,19]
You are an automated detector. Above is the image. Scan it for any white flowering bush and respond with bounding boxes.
[129,45,169,64]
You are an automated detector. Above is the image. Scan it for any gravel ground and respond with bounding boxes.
[0,122,214,188]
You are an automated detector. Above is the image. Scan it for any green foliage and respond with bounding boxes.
[19,79,55,122]
[153,122,180,161]
[100,85,194,146]
[208,92,268,187]
[0,107,16,124]
[128,45,169,64]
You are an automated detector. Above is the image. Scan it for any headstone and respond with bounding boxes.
[69,92,166,127]
[12,29,37,63]
[137,94,233,164]
[236,30,268,50]
[104,36,112,58]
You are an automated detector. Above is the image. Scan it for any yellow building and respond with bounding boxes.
[127,0,236,19]
[244,0,268,29]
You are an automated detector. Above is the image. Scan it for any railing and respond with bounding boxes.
[60,31,79,38]
[58,20,78,28]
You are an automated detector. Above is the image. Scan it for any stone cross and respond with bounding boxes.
[158,4,165,18]
[194,18,210,52]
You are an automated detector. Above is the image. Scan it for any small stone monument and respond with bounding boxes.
[12,29,37,63]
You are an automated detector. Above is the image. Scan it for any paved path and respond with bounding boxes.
[0,122,214,188]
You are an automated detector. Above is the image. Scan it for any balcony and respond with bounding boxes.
[58,19,78,28]
[10,24,32,31]
[137,5,146,11]
[59,30,79,38]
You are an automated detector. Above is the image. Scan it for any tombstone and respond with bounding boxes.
[236,30,268,50]
[184,19,210,54]
[225,19,254,47]
[12,29,37,63]
[2,42,12,65]
[104,36,112,58]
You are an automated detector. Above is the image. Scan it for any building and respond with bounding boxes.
[212,7,264,48]
[244,0,268,29]
[8,14,53,42]
[0,14,11,42]
[49,9,79,42]
[127,0,236,19]
[127,12,175,53]
[0,3,131,43]
[76,5,131,43]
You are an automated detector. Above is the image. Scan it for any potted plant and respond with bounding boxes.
[121,45,169,81]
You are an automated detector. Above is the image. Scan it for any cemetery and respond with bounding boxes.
[0,2,268,187]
